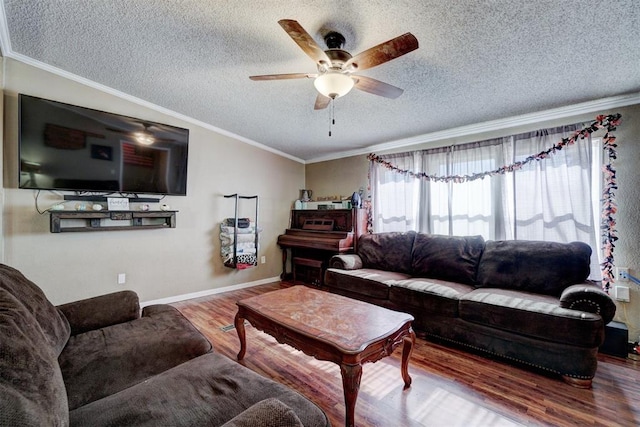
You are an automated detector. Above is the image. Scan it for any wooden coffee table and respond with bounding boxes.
[235,286,415,427]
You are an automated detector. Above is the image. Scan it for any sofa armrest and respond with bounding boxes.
[560,282,616,324]
[221,398,303,427]
[328,254,363,270]
[57,290,140,335]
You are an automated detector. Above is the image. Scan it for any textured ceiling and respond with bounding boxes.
[2,1,640,162]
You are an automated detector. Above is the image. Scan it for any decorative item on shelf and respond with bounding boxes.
[75,203,87,211]
[350,191,362,209]
[92,204,103,211]
[317,195,342,201]
[294,200,302,210]
[160,204,171,211]
[107,197,130,211]
[49,210,177,233]
[300,189,312,202]
[139,204,150,211]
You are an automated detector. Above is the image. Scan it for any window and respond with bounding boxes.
[370,123,602,278]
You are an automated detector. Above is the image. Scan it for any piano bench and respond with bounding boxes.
[293,257,324,287]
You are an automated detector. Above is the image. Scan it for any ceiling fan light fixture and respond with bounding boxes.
[134,131,155,145]
[314,72,354,99]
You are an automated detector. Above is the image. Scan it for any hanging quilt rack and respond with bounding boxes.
[221,194,259,269]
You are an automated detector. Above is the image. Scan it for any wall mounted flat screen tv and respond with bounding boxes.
[19,94,189,196]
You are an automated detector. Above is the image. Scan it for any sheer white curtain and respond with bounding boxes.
[370,151,423,232]
[444,139,512,239]
[371,140,511,240]
[512,125,599,277]
[370,123,601,278]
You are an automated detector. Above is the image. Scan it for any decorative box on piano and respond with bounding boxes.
[277,208,367,281]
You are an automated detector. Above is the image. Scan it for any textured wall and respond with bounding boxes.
[305,156,369,201]
[307,104,640,343]
[2,58,305,304]
[608,104,640,343]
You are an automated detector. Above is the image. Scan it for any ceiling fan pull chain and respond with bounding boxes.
[332,99,336,126]
[329,98,335,137]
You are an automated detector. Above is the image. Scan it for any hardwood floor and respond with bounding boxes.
[172,282,640,427]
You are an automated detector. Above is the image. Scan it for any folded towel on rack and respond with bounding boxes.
[220,225,261,234]
[220,244,255,252]
[238,242,256,250]
[223,253,257,269]
[220,246,257,256]
[219,233,256,245]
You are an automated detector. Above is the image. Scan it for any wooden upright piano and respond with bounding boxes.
[277,208,367,281]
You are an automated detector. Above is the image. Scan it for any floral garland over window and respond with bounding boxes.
[368,113,621,292]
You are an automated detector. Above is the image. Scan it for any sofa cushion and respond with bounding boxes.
[459,288,604,347]
[0,264,70,355]
[476,240,592,296]
[324,268,411,300]
[411,234,485,285]
[357,232,416,274]
[221,398,303,427]
[69,352,330,427]
[0,288,69,427]
[388,278,474,317]
[59,304,212,410]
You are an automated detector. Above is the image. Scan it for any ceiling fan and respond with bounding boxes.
[250,19,419,110]
[107,122,174,145]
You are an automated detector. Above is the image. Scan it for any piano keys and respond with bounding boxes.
[277,208,367,281]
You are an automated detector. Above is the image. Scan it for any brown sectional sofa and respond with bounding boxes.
[324,232,616,387]
[0,264,330,427]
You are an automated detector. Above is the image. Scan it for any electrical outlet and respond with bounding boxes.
[614,286,630,302]
[260,256,266,264]
[117,273,126,285]
[616,267,629,282]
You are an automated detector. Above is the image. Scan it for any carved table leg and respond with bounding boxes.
[401,329,415,389]
[340,363,363,427]
[235,311,247,361]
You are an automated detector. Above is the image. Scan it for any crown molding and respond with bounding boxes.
[305,92,640,164]
[0,2,11,58]
[1,6,636,167]
[0,5,304,164]
[6,53,305,163]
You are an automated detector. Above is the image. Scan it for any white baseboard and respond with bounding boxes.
[140,276,281,307]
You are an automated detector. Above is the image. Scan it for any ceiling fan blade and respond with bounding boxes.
[249,73,316,81]
[314,94,331,110]
[353,76,404,99]
[345,33,418,72]
[278,19,331,66]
